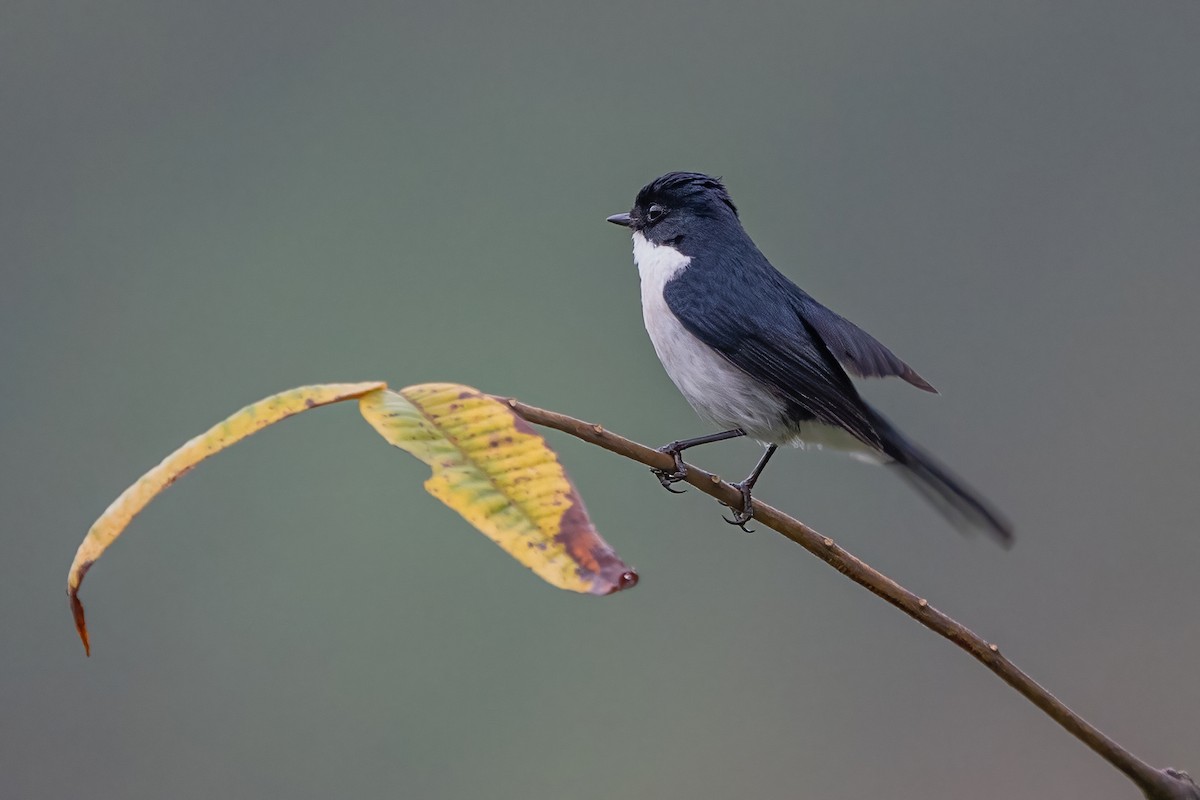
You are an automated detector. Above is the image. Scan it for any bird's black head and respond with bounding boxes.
[607,172,740,246]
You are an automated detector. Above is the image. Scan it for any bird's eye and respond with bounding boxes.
[646,204,666,223]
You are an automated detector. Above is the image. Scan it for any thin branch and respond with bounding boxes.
[499,396,1198,800]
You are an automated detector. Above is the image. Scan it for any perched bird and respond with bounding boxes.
[607,171,1012,544]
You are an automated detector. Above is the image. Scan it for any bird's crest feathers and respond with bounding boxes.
[636,172,739,218]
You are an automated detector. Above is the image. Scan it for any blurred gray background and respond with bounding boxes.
[3,2,1198,798]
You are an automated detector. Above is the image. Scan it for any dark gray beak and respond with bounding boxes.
[606,212,632,227]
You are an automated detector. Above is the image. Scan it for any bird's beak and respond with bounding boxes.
[606,212,632,227]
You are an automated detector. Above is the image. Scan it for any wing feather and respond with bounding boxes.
[790,292,937,392]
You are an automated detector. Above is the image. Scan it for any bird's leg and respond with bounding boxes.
[652,428,745,492]
[723,444,778,532]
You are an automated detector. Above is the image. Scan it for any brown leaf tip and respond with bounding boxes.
[68,559,95,656]
[69,590,91,657]
[596,568,639,594]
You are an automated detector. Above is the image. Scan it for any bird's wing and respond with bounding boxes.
[789,290,938,393]
[663,273,884,450]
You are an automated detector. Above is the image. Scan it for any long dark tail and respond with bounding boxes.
[870,410,1014,546]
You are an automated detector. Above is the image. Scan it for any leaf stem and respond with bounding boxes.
[499,396,1198,800]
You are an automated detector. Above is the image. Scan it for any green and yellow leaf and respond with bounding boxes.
[359,384,637,597]
[66,382,386,654]
[67,380,635,656]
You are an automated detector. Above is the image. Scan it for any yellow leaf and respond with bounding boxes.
[66,382,387,655]
[359,384,638,597]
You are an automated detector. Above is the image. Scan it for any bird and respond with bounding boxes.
[607,171,1012,544]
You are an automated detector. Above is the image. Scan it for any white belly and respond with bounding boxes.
[631,232,884,463]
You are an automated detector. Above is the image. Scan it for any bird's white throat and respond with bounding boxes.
[632,232,690,295]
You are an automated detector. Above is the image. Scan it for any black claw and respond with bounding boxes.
[721,482,756,532]
[652,468,688,493]
[650,444,689,493]
[722,512,755,533]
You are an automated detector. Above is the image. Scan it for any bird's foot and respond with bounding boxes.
[721,482,756,533]
[651,443,689,493]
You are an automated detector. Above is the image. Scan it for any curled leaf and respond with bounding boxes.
[66,382,387,655]
[359,384,637,596]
